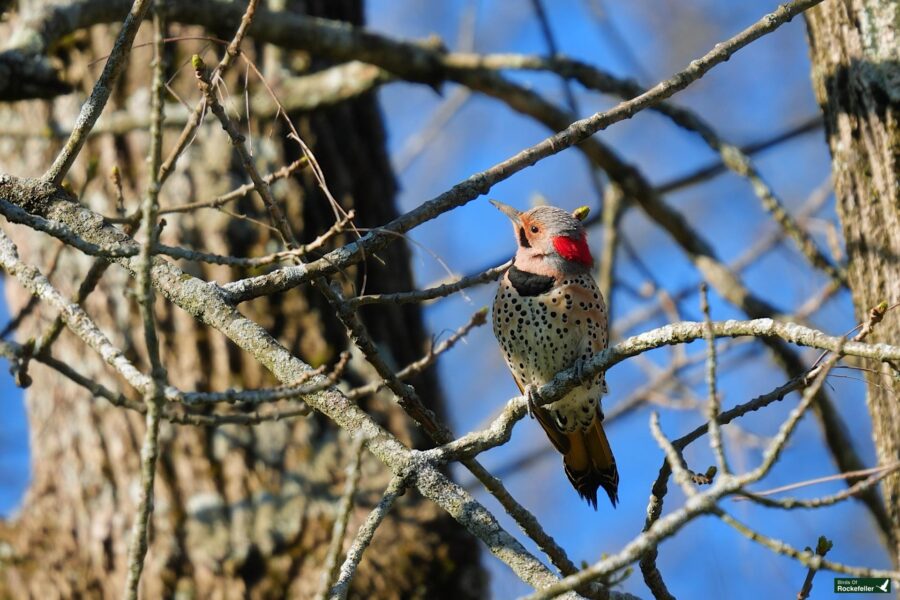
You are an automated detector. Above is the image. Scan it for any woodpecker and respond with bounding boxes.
[490,200,618,509]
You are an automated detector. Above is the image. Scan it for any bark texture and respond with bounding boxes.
[0,1,484,598]
[805,0,900,566]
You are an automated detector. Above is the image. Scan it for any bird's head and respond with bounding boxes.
[491,200,593,276]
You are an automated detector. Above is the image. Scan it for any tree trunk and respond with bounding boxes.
[805,0,900,566]
[0,1,484,598]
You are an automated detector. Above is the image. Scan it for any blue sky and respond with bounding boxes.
[0,1,892,598]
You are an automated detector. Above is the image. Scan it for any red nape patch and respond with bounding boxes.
[552,234,593,266]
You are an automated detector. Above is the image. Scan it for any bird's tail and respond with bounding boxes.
[532,402,619,509]
[561,417,619,509]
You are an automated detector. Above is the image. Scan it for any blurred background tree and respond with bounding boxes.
[0,1,484,598]
[806,0,899,566]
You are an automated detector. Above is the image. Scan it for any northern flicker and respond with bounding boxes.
[490,200,619,509]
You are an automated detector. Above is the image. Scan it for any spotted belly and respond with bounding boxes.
[492,278,607,432]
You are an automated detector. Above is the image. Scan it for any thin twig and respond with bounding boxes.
[153,211,353,267]
[346,309,488,401]
[597,184,624,312]
[740,461,900,499]
[650,412,696,497]
[798,536,833,599]
[123,6,168,596]
[193,54,295,248]
[637,302,889,598]
[525,362,896,600]
[43,0,155,184]
[737,464,900,509]
[328,475,409,600]
[655,116,823,194]
[314,438,365,600]
[157,158,307,216]
[0,339,144,413]
[157,0,259,185]
[712,511,880,586]
[346,262,509,309]
[530,0,608,206]
[700,283,729,475]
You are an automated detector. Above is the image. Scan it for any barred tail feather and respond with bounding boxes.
[532,404,619,509]
[562,418,619,509]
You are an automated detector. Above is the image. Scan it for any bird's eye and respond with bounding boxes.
[530,225,539,234]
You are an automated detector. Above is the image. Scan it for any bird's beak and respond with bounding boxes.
[490,199,522,225]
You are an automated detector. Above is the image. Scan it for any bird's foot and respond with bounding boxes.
[524,384,542,419]
[573,356,595,388]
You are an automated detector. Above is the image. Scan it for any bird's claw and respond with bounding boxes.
[524,384,541,419]
[573,356,594,388]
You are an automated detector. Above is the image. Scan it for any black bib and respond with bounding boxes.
[507,265,554,296]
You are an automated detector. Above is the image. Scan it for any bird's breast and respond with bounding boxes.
[493,275,602,386]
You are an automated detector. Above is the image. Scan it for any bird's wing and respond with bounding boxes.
[559,278,609,396]
[557,278,618,507]
[510,377,570,454]
[563,277,609,352]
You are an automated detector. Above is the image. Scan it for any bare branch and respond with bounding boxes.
[43,0,154,184]
[650,412,697,498]
[121,5,168,593]
[712,511,892,581]
[346,309,488,401]
[738,463,900,510]
[700,283,729,475]
[328,475,409,600]
[655,116,824,194]
[797,535,833,599]
[315,438,365,600]
[157,0,260,185]
[346,262,510,309]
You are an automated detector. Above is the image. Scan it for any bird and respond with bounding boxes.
[490,199,618,509]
